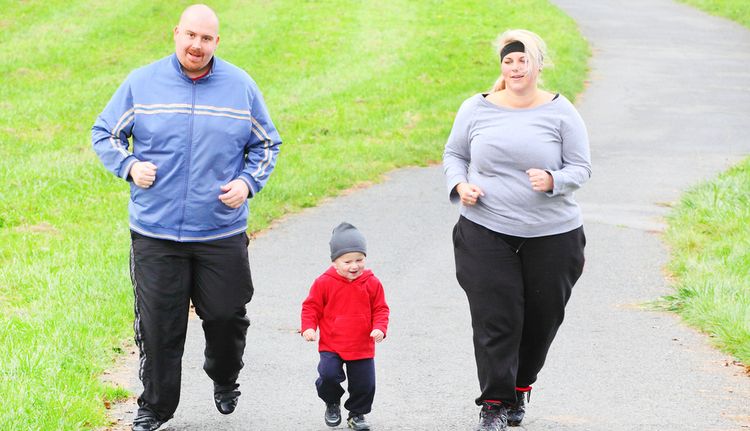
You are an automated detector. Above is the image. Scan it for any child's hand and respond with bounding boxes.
[302,328,317,341]
[370,329,385,343]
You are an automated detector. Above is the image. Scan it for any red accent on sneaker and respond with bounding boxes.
[515,386,532,392]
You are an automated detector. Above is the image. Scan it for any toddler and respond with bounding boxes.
[301,222,390,430]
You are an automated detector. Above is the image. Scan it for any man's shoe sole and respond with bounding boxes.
[131,420,166,431]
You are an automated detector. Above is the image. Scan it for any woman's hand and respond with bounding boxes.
[526,169,553,192]
[456,182,484,206]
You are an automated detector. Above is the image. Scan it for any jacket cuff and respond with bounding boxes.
[119,156,139,180]
[238,174,258,197]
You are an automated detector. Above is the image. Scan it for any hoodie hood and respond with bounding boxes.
[323,265,373,284]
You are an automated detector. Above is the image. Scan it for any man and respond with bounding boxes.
[92,4,281,431]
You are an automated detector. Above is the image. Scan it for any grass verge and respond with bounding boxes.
[664,159,750,365]
[0,0,589,429]
[664,0,750,367]
[676,0,750,27]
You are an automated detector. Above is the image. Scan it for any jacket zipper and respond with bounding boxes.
[178,80,197,239]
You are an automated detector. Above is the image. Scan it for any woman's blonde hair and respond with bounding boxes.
[491,29,549,92]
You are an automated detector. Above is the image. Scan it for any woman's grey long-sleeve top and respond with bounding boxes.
[443,93,591,237]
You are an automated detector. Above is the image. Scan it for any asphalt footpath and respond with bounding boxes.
[104,1,750,430]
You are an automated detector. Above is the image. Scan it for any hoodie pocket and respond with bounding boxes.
[331,315,370,351]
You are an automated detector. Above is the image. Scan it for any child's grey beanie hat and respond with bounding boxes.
[330,222,367,261]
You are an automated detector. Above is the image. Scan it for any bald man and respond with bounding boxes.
[92,4,282,431]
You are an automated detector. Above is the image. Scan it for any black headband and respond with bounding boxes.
[500,41,525,60]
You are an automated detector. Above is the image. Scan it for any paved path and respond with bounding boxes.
[107,1,750,430]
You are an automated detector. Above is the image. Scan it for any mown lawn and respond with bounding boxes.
[0,0,589,429]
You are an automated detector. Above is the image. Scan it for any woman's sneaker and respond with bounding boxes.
[475,402,508,431]
[507,387,531,426]
[324,403,341,427]
[347,413,371,430]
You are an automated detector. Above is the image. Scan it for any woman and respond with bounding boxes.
[443,29,590,431]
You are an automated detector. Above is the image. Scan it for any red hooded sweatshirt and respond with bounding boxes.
[301,266,390,360]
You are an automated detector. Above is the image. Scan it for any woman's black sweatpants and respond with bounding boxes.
[129,231,254,421]
[452,216,585,406]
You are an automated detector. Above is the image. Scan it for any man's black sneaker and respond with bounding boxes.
[324,402,342,427]
[214,389,241,415]
[508,389,530,426]
[475,402,508,431]
[347,413,371,430]
[131,412,166,431]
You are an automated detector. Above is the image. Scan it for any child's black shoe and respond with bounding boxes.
[347,413,371,430]
[324,403,341,427]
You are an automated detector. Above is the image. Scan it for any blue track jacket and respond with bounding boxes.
[92,54,281,242]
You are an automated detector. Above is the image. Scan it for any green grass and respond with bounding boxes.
[663,0,750,366]
[0,0,589,429]
[664,160,750,364]
[676,0,750,27]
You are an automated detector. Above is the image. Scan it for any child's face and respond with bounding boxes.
[333,252,366,281]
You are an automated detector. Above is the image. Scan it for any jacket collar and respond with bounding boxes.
[170,53,217,83]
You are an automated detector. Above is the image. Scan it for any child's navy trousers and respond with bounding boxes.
[316,351,376,415]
